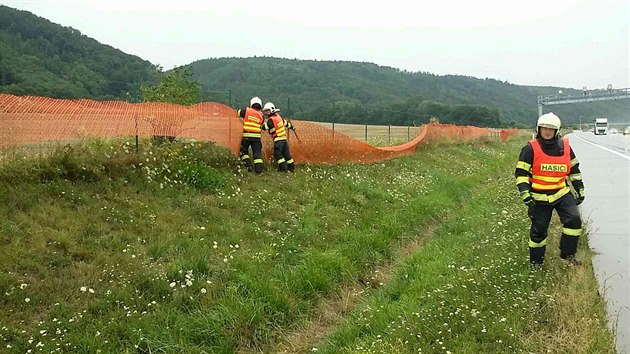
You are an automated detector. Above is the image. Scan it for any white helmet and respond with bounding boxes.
[249,97,262,108]
[537,112,561,137]
[263,102,280,114]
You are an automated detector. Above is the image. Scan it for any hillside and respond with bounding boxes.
[189,57,629,127]
[0,5,159,100]
[0,138,614,353]
[0,5,626,127]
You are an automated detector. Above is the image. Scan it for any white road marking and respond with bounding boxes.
[571,134,630,161]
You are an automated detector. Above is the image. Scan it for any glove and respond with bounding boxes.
[576,189,585,205]
[520,190,535,207]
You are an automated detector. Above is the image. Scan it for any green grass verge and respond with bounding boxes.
[316,139,614,354]
[0,137,613,353]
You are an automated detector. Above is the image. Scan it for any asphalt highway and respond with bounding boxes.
[569,132,630,354]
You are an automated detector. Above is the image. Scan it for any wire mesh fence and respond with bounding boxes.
[0,94,518,164]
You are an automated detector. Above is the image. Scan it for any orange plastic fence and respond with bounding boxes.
[0,94,518,164]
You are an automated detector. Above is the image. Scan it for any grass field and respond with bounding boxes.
[310,122,504,147]
[312,122,424,146]
[0,136,614,353]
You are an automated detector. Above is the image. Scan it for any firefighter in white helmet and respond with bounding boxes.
[261,102,296,172]
[515,112,585,269]
[237,97,265,174]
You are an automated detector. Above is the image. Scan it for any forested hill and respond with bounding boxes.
[1,5,626,127]
[0,5,158,100]
[189,57,628,127]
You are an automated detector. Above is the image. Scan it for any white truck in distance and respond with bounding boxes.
[594,118,608,135]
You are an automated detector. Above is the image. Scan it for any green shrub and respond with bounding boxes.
[0,139,236,191]
[174,160,224,191]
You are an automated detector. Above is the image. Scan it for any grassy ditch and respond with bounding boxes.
[0,137,614,353]
[315,142,614,353]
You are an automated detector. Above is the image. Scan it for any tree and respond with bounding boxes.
[139,66,202,143]
[140,66,201,105]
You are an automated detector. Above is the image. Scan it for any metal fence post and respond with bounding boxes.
[287,97,291,116]
[134,116,139,153]
[365,124,368,142]
[332,121,335,141]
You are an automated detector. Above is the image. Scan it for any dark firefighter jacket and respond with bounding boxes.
[515,136,585,204]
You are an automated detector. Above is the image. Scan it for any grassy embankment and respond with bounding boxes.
[0,136,614,353]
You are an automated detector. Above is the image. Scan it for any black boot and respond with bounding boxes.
[242,158,253,172]
[560,253,582,266]
[529,245,546,266]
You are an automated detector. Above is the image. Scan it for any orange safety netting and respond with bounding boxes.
[0,94,518,164]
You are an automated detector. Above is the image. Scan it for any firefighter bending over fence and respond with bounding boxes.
[262,102,296,172]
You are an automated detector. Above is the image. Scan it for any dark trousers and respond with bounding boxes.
[239,138,263,174]
[528,193,582,264]
[273,140,294,172]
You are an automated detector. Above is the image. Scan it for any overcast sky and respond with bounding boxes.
[2,0,628,90]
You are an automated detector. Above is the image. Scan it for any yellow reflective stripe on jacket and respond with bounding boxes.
[244,122,262,131]
[242,132,262,138]
[531,181,567,190]
[529,238,548,248]
[516,161,531,171]
[531,174,564,183]
[571,158,579,166]
[516,176,529,185]
[274,136,288,142]
[569,173,582,181]
[531,187,571,203]
[562,227,582,236]
[244,121,261,129]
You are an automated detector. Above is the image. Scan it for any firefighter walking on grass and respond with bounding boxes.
[515,112,585,269]
[262,102,296,172]
[237,97,265,174]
